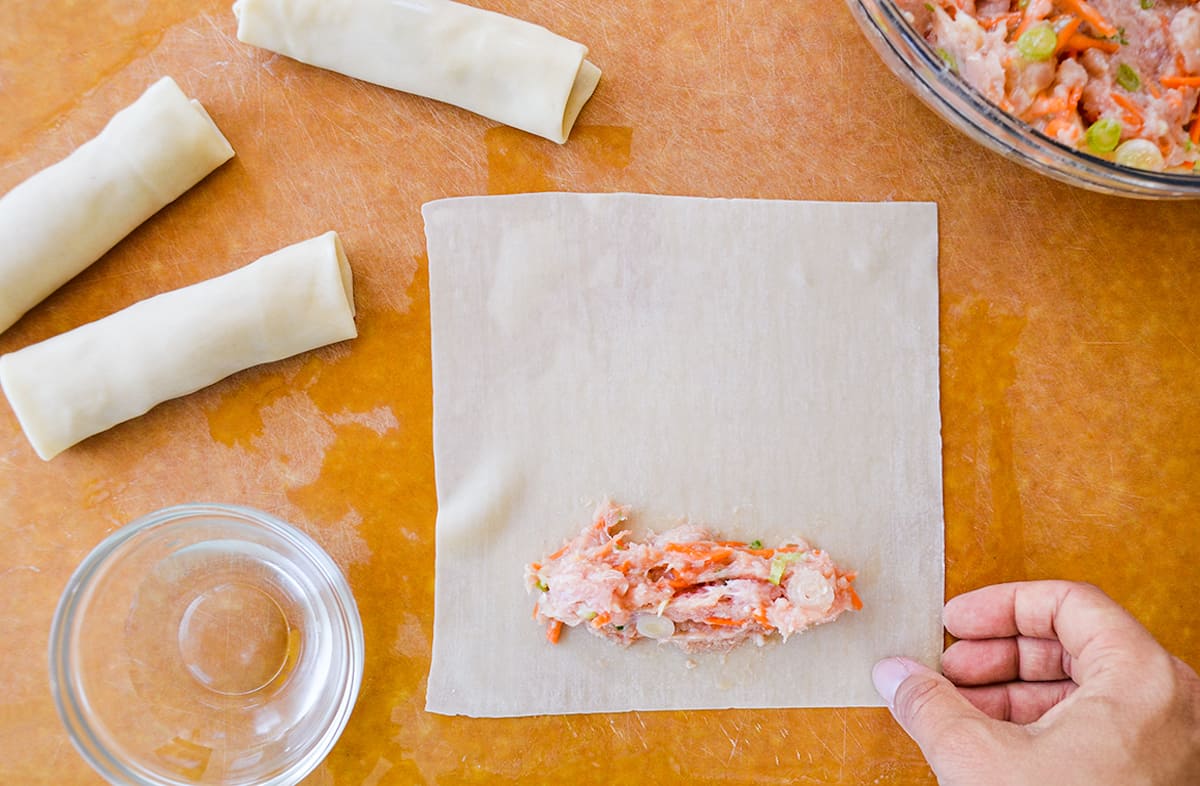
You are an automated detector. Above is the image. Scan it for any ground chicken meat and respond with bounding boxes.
[526,501,861,653]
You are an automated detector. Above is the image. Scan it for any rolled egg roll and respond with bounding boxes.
[0,76,235,334]
[233,0,601,144]
[0,231,356,460]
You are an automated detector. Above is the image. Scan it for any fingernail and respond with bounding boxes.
[872,657,915,707]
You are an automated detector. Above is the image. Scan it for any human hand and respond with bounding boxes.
[871,581,1200,785]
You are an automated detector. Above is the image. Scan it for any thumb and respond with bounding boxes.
[873,657,998,774]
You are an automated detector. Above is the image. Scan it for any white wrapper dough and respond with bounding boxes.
[233,0,601,144]
[0,232,356,461]
[0,76,235,335]
[423,194,944,717]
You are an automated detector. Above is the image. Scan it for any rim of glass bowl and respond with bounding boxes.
[48,502,365,786]
[847,0,1200,198]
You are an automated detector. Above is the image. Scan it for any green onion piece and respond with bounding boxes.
[582,610,597,621]
[1018,0,1029,7]
[1085,118,1122,153]
[1017,23,1057,61]
[935,48,958,72]
[749,539,763,550]
[767,553,806,586]
[1116,63,1141,92]
[536,579,548,592]
[615,625,624,631]
[768,559,786,585]
[1114,139,1164,171]
[1140,0,1154,8]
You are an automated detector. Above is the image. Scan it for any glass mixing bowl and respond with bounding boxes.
[49,504,364,786]
[845,0,1200,198]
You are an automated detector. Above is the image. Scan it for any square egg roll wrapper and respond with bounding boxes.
[423,193,944,717]
[0,76,235,334]
[233,0,600,144]
[0,231,355,460]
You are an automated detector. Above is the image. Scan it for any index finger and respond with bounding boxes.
[942,581,1162,684]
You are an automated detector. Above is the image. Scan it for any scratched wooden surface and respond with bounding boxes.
[1,1,1198,784]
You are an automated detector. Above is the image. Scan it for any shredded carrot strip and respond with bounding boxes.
[1111,92,1142,114]
[1068,86,1083,113]
[546,620,563,644]
[664,542,709,554]
[1033,87,1080,132]
[665,543,735,565]
[594,540,615,557]
[1044,117,1071,137]
[617,560,632,573]
[752,607,775,629]
[1162,76,1200,88]
[716,540,747,548]
[1055,17,1083,52]
[704,616,749,628]
[848,587,864,611]
[532,602,539,620]
[1111,93,1144,127]
[1191,114,1200,144]
[1023,93,1069,122]
[1148,82,1162,99]
[592,611,612,627]
[547,545,568,561]
[745,548,775,558]
[1013,8,1042,38]
[981,11,1020,29]
[1064,32,1119,53]
[1056,0,1117,37]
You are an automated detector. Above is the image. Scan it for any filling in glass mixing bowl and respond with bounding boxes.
[894,0,1200,171]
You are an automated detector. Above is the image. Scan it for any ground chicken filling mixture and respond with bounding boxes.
[525,502,861,653]
[896,0,1200,170]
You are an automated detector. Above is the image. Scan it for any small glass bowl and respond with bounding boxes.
[50,503,364,786]
[845,0,1200,198]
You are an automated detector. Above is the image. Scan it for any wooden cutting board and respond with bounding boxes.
[1,1,1197,783]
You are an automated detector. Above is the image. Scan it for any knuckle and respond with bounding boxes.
[1144,649,1182,689]
[895,675,943,722]
[1116,652,1200,722]
[1017,636,1060,680]
[1165,655,1200,705]
[897,678,987,743]
[1063,579,1108,602]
